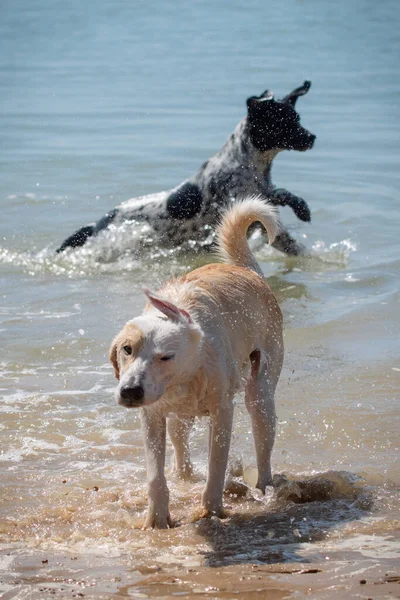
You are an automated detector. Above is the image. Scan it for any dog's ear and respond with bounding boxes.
[281,80,311,107]
[260,89,274,100]
[109,339,120,380]
[144,289,194,324]
[246,92,274,110]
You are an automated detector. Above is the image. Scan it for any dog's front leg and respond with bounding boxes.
[272,229,308,256]
[271,188,311,223]
[141,408,172,529]
[201,403,233,517]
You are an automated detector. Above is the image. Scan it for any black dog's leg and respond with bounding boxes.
[56,225,95,253]
[56,209,118,253]
[248,222,308,256]
[271,189,311,223]
[272,229,308,256]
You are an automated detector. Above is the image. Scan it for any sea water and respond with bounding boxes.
[0,0,399,597]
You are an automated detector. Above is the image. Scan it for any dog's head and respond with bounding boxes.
[246,81,316,153]
[109,290,203,408]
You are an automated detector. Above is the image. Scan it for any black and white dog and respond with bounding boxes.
[57,81,316,256]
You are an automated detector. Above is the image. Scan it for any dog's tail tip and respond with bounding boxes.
[215,196,281,274]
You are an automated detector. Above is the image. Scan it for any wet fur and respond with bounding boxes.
[109,197,284,528]
[58,81,315,256]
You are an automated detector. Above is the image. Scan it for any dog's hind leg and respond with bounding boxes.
[245,350,278,492]
[167,416,194,479]
[201,401,234,517]
[56,209,118,253]
[56,224,96,253]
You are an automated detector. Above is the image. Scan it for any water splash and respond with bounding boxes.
[0,226,358,278]
[311,238,358,264]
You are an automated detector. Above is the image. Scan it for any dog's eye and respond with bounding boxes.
[123,345,132,355]
[160,354,175,362]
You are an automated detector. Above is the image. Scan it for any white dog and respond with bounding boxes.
[109,197,284,528]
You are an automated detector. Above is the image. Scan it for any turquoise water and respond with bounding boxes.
[1,0,399,597]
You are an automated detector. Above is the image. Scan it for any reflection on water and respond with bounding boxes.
[265,274,310,303]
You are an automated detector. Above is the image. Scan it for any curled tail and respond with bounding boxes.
[215,196,280,276]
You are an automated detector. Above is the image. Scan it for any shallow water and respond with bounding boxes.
[1,0,400,597]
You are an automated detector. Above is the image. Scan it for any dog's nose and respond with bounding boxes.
[299,132,316,151]
[308,133,316,148]
[120,385,144,404]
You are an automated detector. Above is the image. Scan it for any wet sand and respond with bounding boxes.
[2,547,399,599]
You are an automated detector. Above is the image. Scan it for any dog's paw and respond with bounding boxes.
[272,189,311,223]
[143,511,174,530]
[190,506,228,522]
[291,197,311,222]
[170,462,196,481]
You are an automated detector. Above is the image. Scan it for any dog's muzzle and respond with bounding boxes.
[118,384,145,407]
[299,132,316,151]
